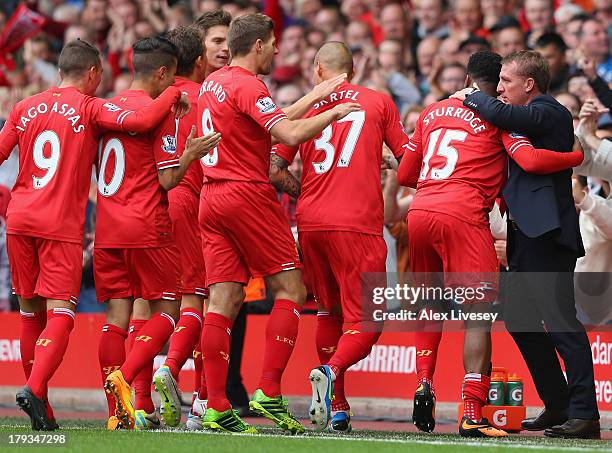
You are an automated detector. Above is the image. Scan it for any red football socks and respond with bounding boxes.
[201,312,232,411]
[258,299,301,397]
[121,313,175,384]
[415,320,443,385]
[315,311,349,411]
[126,319,154,413]
[165,308,202,379]
[463,373,490,421]
[193,340,204,399]
[27,308,75,399]
[327,321,382,377]
[98,323,127,416]
[20,310,46,379]
[20,311,56,420]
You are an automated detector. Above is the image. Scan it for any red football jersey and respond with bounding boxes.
[96,90,179,248]
[400,98,536,227]
[158,77,203,196]
[197,66,287,183]
[0,86,163,243]
[274,82,408,235]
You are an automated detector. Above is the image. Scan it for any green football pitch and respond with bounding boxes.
[0,418,610,453]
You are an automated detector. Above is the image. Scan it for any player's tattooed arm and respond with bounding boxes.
[270,154,301,198]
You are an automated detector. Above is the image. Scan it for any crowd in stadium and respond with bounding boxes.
[0,0,611,441]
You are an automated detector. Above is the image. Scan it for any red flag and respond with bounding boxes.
[0,4,47,55]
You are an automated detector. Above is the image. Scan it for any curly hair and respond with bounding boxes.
[467,51,502,87]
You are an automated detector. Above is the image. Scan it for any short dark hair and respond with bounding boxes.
[132,36,178,77]
[535,32,568,52]
[193,9,232,37]
[459,35,492,52]
[467,51,502,86]
[58,39,101,77]
[569,12,592,26]
[502,50,550,93]
[579,16,602,38]
[228,13,274,57]
[489,16,522,34]
[165,26,203,76]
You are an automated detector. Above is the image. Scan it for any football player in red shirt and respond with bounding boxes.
[0,39,188,431]
[177,11,234,431]
[397,51,582,437]
[194,10,231,79]
[158,15,348,431]
[147,25,210,431]
[197,13,359,434]
[272,42,407,433]
[97,36,220,431]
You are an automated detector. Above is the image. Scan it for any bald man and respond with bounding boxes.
[271,42,408,433]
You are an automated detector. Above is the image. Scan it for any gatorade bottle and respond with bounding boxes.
[507,374,523,406]
[488,373,505,406]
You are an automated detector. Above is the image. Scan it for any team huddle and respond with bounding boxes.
[0,10,589,439]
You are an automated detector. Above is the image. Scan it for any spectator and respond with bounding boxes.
[277,24,307,67]
[167,2,195,30]
[492,22,527,57]
[576,99,612,181]
[64,25,96,45]
[416,36,441,92]
[379,2,412,42]
[314,6,345,37]
[346,20,374,50]
[573,174,612,325]
[577,49,612,111]
[376,39,422,113]
[535,32,570,95]
[296,0,321,24]
[524,0,555,47]
[275,84,306,109]
[569,73,600,105]
[438,36,461,64]
[52,4,80,25]
[112,72,133,97]
[414,0,449,40]
[402,104,425,133]
[457,35,491,66]
[556,91,581,128]
[222,0,257,17]
[594,0,612,29]
[424,61,467,104]
[563,13,590,65]
[341,0,367,23]
[480,0,514,30]
[579,17,612,83]
[554,3,585,38]
[451,0,484,41]
[306,28,326,48]
[81,0,110,46]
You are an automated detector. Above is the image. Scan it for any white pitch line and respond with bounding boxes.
[1,425,608,452]
[146,428,610,452]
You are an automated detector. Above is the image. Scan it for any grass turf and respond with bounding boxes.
[0,418,610,453]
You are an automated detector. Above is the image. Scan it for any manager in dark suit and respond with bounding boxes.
[453,50,600,439]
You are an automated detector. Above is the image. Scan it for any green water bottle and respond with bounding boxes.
[488,374,505,406]
[507,374,523,406]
